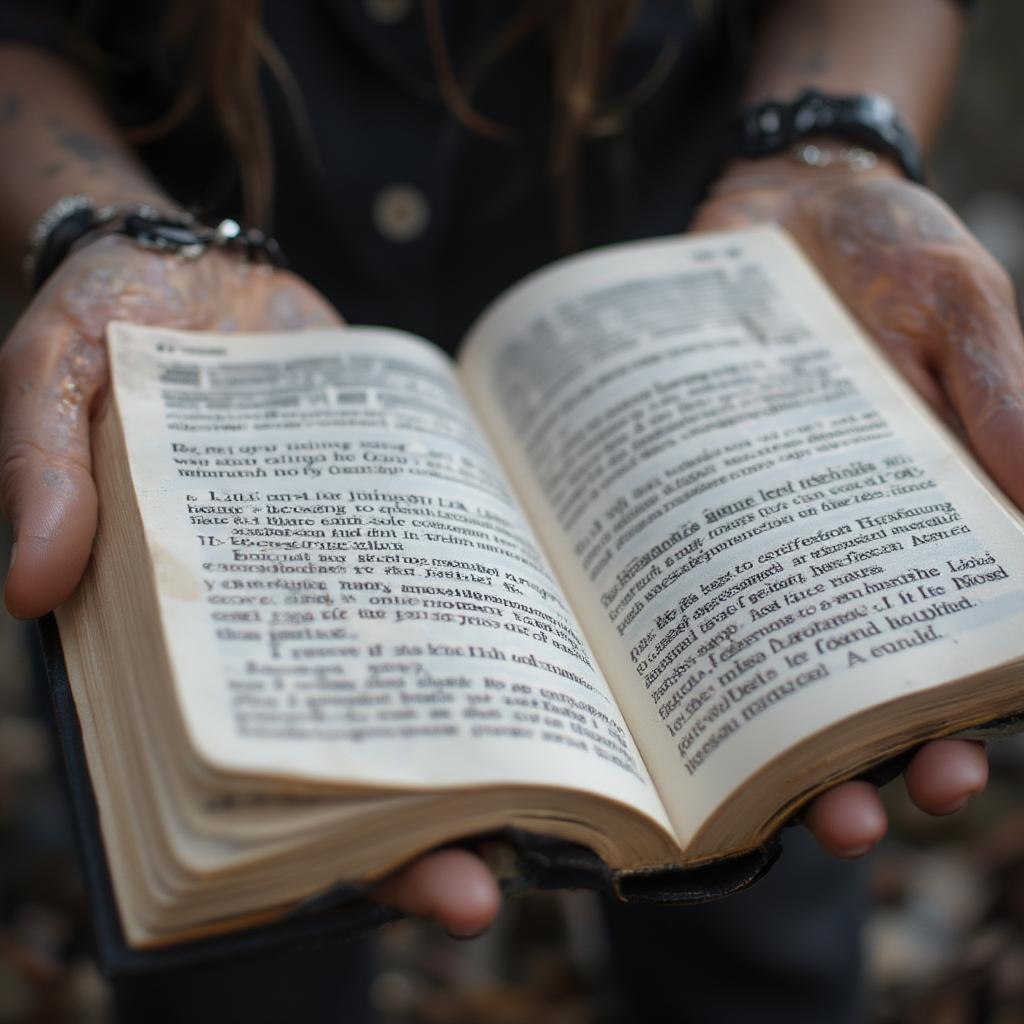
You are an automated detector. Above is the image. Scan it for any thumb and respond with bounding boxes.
[4,451,98,619]
[1,316,104,619]
[371,848,501,938]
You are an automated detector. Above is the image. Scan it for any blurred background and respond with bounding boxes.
[1,3,1023,1021]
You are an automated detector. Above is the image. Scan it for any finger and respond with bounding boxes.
[0,312,105,618]
[904,739,987,815]
[802,780,887,858]
[932,260,1024,509]
[879,345,960,429]
[370,848,501,938]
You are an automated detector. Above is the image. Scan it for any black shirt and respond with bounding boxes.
[2,1,769,349]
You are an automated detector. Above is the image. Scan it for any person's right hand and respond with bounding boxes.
[0,236,503,937]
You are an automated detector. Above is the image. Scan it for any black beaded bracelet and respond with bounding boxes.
[735,89,925,185]
[24,195,286,293]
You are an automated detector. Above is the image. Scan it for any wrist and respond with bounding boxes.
[25,195,285,294]
[17,186,182,295]
[712,140,905,197]
[25,194,180,293]
[731,88,926,190]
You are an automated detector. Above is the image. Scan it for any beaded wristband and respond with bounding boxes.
[24,196,286,293]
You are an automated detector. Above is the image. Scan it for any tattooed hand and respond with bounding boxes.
[0,234,340,618]
[691,157,1024,859]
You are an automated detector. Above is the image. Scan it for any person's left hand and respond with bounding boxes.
[0,236,501,939]
[690,152,1024,859]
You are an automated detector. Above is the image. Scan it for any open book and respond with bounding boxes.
[55,227,1024,949]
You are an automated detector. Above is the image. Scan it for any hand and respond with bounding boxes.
[1,234,341,617]
[0,235,501,935]
[692,156,1023,858]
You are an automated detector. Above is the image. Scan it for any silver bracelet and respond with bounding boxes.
[790,142,879,174]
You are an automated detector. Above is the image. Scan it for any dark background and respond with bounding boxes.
[1,3,1023,1020]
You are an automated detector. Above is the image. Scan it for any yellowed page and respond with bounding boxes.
[102,323,670,831]
[458,226,1024,847]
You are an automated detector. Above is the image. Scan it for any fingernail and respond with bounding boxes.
[837,843,874,859]
[939,794,971,815]
[445,925,487,942]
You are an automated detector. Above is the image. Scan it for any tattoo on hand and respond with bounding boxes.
[55,126,117,170]
[45,119,141,187]
[760,8,830,78]
[0,93,23,123]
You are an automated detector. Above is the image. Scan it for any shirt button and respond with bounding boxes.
[372,184,430,243]
[363,0,412,25]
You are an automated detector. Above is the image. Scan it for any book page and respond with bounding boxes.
[102,323,668,827]
[459,227,1024,845]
